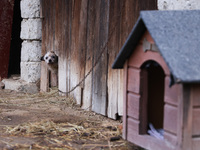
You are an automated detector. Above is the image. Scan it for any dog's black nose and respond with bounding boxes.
[49,59,52,63]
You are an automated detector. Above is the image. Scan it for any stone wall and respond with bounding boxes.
[20,0,41,83]
[158,0,200,10]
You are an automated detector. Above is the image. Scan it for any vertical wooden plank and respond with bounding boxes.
[193,138,200,150]
[123,61,128,139]
[91,0,101,113]
[49,0,54,52]
[49,0,58,87]
[92,0,109,116]
[59,0,68,94]
[69,0,82,104]
[40,0,49,92]
[82,0,96,110]
[177,84,193,150]
[40,62,49,92]
[66,0,73,94]
[107,0,121,119]
[54,0,61,54]
[163,104,178,134]
[79,0,89,109]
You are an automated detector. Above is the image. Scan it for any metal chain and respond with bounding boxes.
[59,4,123,95]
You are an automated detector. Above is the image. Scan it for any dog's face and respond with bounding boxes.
[41,51,58,64]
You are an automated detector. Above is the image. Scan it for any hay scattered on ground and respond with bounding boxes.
[5,120,125,150]
[0,89,139,150]
[0,88,77,108]
[6,120,121,140]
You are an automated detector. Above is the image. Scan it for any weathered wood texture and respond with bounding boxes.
[40,0,157,119]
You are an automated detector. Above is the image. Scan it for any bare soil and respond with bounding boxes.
[0,89,141,150]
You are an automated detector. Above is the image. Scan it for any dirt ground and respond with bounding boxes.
[0,89,141,150]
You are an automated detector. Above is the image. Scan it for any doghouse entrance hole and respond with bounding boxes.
[139,60,165,135]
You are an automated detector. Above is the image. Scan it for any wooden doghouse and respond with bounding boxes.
[112,10,200,150]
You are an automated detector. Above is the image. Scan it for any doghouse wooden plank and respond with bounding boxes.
[192,108,200,136]
[127,68,140,94]
[127,93,140,119]
[191,84,200,107]
[127,133,175,150]
[118,70,124,116]
[92,0,109,116]
[123,62,128,139]
[164,76,179,106]
[164,104,178,135]
[164,131,177,146]
[177,84,193,150]
[192,137,200,150]
[127,117,140,134]
[107,0,121,119]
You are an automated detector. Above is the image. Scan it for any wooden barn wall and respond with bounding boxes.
[40,0,157,119]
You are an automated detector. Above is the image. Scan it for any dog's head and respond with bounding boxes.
[41,51,58,64]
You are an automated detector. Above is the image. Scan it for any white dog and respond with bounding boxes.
[41,51,58,73]
[41,51,58,87]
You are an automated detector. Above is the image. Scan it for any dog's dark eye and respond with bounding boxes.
[52,56,55,59]
[45,56,48,59]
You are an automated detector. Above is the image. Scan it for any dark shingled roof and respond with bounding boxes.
[112,10,200,83]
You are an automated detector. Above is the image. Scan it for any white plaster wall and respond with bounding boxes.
[158,0,200,10]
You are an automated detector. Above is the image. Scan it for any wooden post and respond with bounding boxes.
[40,62,49,92]
[177,84,193,150]
[123,61,128,139]
[40,0,49,92]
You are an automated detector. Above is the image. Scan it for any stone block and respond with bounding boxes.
[2,78,39,94]
[21,19,42,40]
[21,62,41,83]
[21,40,41,62]
[158,0,200,10]
[20,0,40,18]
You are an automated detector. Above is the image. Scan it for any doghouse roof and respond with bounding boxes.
[112,10,200,83]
